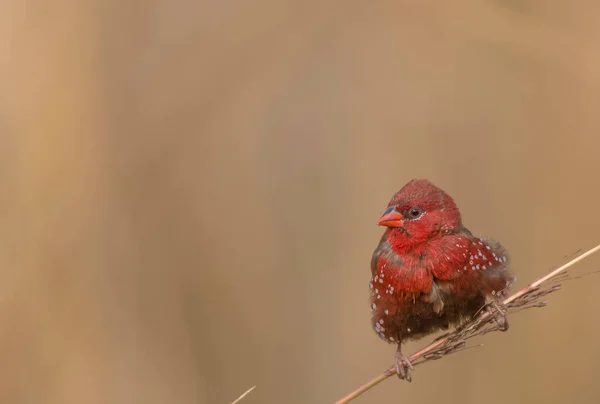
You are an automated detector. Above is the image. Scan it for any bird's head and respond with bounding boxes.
[378,179,462,251]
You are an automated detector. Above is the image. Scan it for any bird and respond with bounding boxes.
[370,179,513,381]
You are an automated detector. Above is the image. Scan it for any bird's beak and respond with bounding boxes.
[378,206,404,227]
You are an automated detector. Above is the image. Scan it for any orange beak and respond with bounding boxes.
[378,206,404,227]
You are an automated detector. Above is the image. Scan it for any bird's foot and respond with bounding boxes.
[395,345,414,382]
[485,300,509,331]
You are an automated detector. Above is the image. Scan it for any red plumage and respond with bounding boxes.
[370,179,513,380]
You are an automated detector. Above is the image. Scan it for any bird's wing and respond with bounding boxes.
[429,234,512,295]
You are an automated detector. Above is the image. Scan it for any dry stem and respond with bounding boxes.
[334,243,600,404]
[231,385,256,404]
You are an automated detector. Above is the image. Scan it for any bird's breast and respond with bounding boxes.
[371,241,433,297]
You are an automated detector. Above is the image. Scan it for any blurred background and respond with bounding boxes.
[2,0,600,403]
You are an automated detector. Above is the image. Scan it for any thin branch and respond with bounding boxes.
[334,243,600,404]
[231,385,256,404]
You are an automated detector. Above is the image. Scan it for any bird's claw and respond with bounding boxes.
[486,300,509,331]
[395,348,414,382]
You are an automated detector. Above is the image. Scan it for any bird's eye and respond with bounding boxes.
[407,207,423,219]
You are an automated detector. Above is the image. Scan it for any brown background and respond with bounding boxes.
[2,1,600,403]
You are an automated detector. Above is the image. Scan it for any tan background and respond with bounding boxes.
[2,1,600,403]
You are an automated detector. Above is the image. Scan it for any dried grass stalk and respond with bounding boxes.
[231,385,256,404]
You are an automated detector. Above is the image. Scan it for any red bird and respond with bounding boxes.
[370,179,513,381]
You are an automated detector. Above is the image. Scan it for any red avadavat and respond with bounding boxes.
[370,179,513,381]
